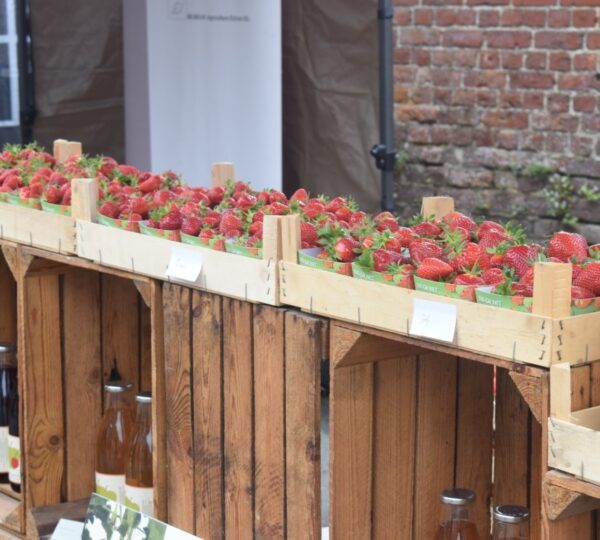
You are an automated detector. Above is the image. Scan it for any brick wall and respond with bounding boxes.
[392,0,600,241]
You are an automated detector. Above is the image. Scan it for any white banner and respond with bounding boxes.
[141,0,282,190]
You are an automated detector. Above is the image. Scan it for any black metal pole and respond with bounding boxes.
[370,0,397,212]
[16,0,35,144]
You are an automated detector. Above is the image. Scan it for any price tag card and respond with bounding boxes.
[410,298,457,343]
[166,246,203,283]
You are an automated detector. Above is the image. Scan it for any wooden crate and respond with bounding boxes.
[328,320,600,540]
[0,140,81,256]
[278,201,600,368]
[160,283,326,539]
[72,176,282,306]
[0,242,158,538]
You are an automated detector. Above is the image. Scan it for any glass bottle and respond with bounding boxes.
[435,488,481,540]
[95,382,133,503]
[7,376,19,493]
[125,392,153,516]
[0,343,17,485]
[493,505,530,540]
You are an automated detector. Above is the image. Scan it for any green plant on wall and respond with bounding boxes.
[543,173,600,228]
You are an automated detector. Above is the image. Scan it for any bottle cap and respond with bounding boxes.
[494,505,530,524]
[440,488,476,505]
[104,381,133,393]
[136,391,152,403]
[0,343,16,354]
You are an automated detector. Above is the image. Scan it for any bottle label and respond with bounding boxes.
[0,426,8,474]
[95,472,126,504]
[8,434,19,484]
[125,484,154,517]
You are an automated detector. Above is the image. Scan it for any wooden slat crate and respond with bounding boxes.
[278,200,600,368]
[0,242,157,538]
[160,283,326,539]
[0,140,81,256]
[328,320,600,540]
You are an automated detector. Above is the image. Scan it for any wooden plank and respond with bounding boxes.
[454,360,493,539]
[494,368,529,508]
[253,306,286,539]
[70,178,97,222]
[330,362,373,540]
[223,298,254,540]
[555,313,600,366]
[285,312,323,540]
[139,300,152,393]
[101,275,140,394]
[77,220,279,305]
[280,214,300,264]
[510,370,544,425]
[531,418,543,540]
[22,275,64,508]
[532,262,572,318]
[421,196,454,219]
[0,253,16,342]
[211,163,235,187]
[372,355,417,540]
[413,353,457,540]
[280,262,560,368]
[28,497,88,538]
[62,271,102,500]
[53,139,81,164]
[192,291,224,539]
[162,284,194,533]
[149,281,167,522]
[0,202,76,254]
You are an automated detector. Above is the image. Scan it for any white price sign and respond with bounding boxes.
[410,298,457,343]
[166,246,203,283]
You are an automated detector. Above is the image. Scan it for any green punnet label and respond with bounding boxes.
[6,192,41,210]
[225,241,262,259]
[414,276,477,302]
[139,221,180,242]
[475,289,533,312]
[181,232,225,251]
[41,200,71,216]
[570,297,600,316]
[97,213,140,233]
[0,193,7,202]
[352,263,413,288]
[298,248,353,276]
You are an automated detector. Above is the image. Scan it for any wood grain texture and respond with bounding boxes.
[455,360,493,539]
[330,361,373,540]
[413,353,458,540]
[223,298,254,540]
[163,284,194,533]
[495,368,529,508]
[22,275,64,508]
[101,275,140,394]
[254,306,286,540]
[372,355,417,540]
[0,253,16,342]
[192,291,225,540]
[285,312,323,540]
[139,301,152,393]
[150,281,167,522]
[62,271,102,500]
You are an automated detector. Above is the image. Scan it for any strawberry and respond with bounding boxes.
[325,196,347,213]
[159,211,182,230]
[478,231,509,250]
[396,227,418,247]
[248,221,263,238]
[269,190,288,204]
[219,212,243,235]
[99,200,120,219]
[290,188,309,203]
[44,186,62,204]
[300,222,318,247]
[303,200,326,220]
[571,285,596,299]
[477,220,505,240]
[573,261,600,295]
[128,197,149,217]
[373,249,403,272]
[481,267,505,286]
[235,193,257,209]
[503,245,539,278]
[409,239,443,264]
[411,220,442,238]
[548,231,588,262]
[138,174,162,193]
[265,202,289,215]
[453,243,488,272]
[454,273,484,286]
[416,258,453,281]
[334,238,359,262]
[443,211,477,233]
[181,217,202,236]
[207,186,225,206]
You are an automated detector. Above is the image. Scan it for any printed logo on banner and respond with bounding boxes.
[168,0,187,19]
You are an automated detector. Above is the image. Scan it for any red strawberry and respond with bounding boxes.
[396,227,418,247]
[373,249,403,272]
[481,267,505,285]
[325,196,347,213]
[219,212,243,235]
[409,239,443,264]
[548,232,588,262]
[159,211,181,230]
[334,238,359,262]
[45,186,62,204]
[248,221,263,238]
[235,193,257,209]
[335,206,353,223]
[207,186,225,206]
[300,222,318,247]
[443,211,477,232]
[303,200,326,220]
[265,202,289,215]
[477,220,506,240]
[138,174,162,193]
[181,217,202,236]
[99,200,120,219]
[411,221,442,237]
[454,273,484,286]
[478,231,509,250]
[503,245,538,278]
[453,243,487,272]
[290,188,309,203]
[571,285,596,299]
[349,211,367,226]
[573,261,600,295]
[416,258,453,281]
[29,183,44,198]
[269,190,288,204]
[128,197,149,217]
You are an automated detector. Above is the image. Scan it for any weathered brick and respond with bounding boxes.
[477,90,498,107]
[394,9,412,25]
[532,113,579,132]
[521,131,546,151]
[415,9,434,25]
[558,73,590,89]
[549,52,571,71]
[438,107,478,126]
[535,31,582,49]
[483,110,529,129]
[498,130,520,150]
[445,166,495,187]
[513,0,557,5]
[394,48,411,64]
[435,9,476,25]
[581,114,600,131]
[431,125,452,144]
[394,66,418,83]
[433,88,453,105]
[574,95,596,112]
[467,0,509,4]
[474,129,495,146]
[574,53,597,71]
[429,69,463,87]
[561,0,600,6]
[454,50,479,67]
[487,31,532,48]
[413,88,434,104]
[454,127,475,146]
[526,52,547,70]
[547,9,571,26]
[546,133,569,153]
[407,124,431,143]
[501,9,546,26]
[394,0,418,5]
[396,105,439,123]
[415,50,431,66]
[510,72,555,89]
[399,28,440,46]
[523,92,545,109]
[442,30,484,48]
[479,10,501,26]
[547,93,570,113]
[589,32,600,48]
[570,135,594,157]
[480,50,500,69]
[464,71,507,88]
[452,89,477,106]
[503,52,524,70]
[573,9,597,26]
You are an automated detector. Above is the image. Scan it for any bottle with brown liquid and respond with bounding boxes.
[95,382,133,503]
[0,344,17,485]
[435,488,481,540]
[493,505,529,540]
[125,392,153,516]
